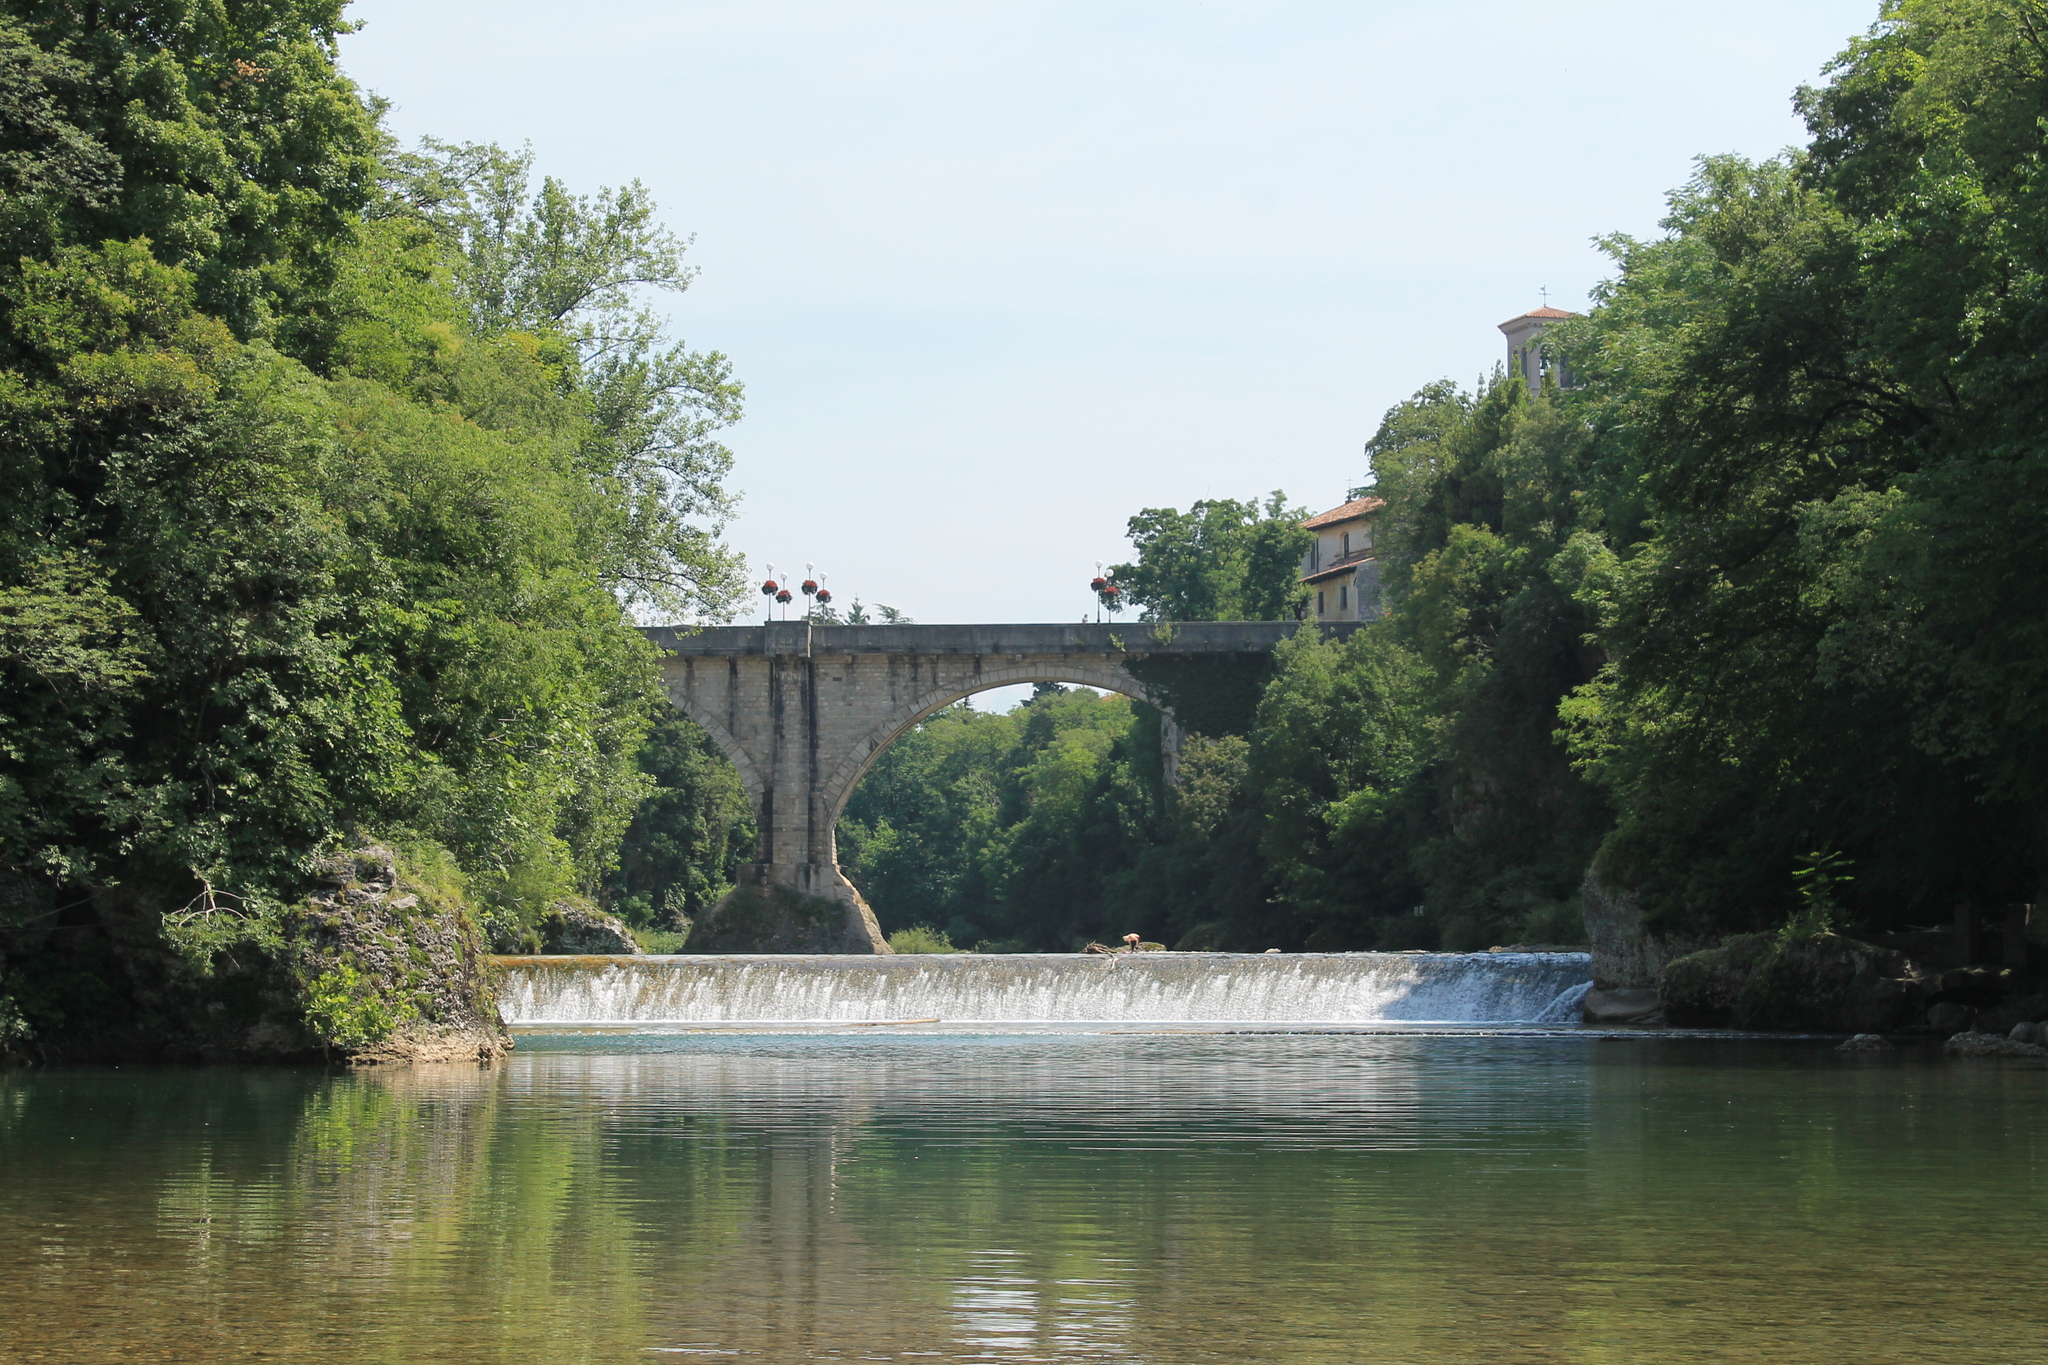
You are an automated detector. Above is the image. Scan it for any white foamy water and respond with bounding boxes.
[494,952,1593,1028]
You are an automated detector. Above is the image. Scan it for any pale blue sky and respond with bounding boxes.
[341,0,1879,630]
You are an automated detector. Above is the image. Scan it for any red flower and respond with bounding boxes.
[801,579,819,595]
[761,579,779,595]
[776,589,793,604]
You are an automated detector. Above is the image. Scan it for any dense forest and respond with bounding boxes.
[839,0,2048,955]
[0,0,748,1051]
[3,2,2047,1050]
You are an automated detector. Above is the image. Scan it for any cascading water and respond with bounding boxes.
[495,952,1593,1029]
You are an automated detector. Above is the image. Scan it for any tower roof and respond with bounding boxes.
[1499,306,1578,328]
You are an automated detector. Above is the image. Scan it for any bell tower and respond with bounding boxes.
[1499,305,1578,391]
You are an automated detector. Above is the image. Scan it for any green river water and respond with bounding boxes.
[1,1033,2042,1363]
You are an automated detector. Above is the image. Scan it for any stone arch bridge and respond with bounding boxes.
[644,620,1358,951]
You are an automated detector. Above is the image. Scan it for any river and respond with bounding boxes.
[1,960,2042,1362]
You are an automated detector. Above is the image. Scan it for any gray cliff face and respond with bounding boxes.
[1580,871,1716,989]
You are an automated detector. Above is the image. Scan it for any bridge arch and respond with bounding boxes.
[814,666,1160,863]
[659,682,769,808]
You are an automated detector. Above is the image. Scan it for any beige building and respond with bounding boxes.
[1299,496,1383,621]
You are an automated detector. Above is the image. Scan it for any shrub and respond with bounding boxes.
[887,925,957,954]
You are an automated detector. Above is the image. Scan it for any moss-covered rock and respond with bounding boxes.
[1660,932,1924,1032]
[1659,934,1775,1027]
[690,882,877,953]
[536,900,641,954]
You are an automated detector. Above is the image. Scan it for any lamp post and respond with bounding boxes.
[761,563,834,621]
[1088,561,1124,623]
[800,563,821,619]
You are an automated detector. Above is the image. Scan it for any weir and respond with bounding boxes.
[495,951,1593,1029]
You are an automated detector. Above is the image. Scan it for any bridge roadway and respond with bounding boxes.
[642,620,1362,951]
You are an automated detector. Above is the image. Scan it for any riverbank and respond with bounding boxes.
[0,848,507,1067]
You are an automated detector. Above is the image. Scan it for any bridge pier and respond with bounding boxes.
[646,620,1344,953]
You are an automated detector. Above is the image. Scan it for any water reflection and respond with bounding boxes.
[0,1035,2042,1363]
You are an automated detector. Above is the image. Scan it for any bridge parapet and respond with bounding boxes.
[642,620,1341,658]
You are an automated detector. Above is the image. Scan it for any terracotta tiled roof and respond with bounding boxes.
[1500,306,1579,326]
[1301,559,1370,585]
[1300,496,1383,530]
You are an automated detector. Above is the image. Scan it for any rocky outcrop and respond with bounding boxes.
[1659,932,1925,1032]
[289,848,511,1065]
[1581,870,1715,989]
[689,881,892,954]
[537,901,641,955]
[2,845,509,1066]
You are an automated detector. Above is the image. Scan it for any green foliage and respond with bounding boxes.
[1241,625,1430,947]
[839,690,1163,950]
[379,139,746,621]
[1113,493,1313,622]
[299,962,402,1051]
[1784,849,1853,944]
[885,925,957,954]
[1557,0,2048,928]
[1,3,379,342]
[604,707,755,931]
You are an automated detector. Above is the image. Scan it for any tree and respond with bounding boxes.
[380,139,746,622]
[1555,1,2048,930]
[605,708,755,930]
[1113,493,1313,621]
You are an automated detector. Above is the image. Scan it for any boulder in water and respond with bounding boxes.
[1837,1033,1892,1052]
[538,902,640,955]
[690,881,889,953]
[1659,933,1923,1032]
[1581,986,1663,1024]
[1945,1030,2048,1059]
[290,847,511,1066]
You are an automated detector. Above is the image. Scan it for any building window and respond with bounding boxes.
[1342,531,1351,557]
[1339,584,1348,611]
[1317,590,1325,616]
